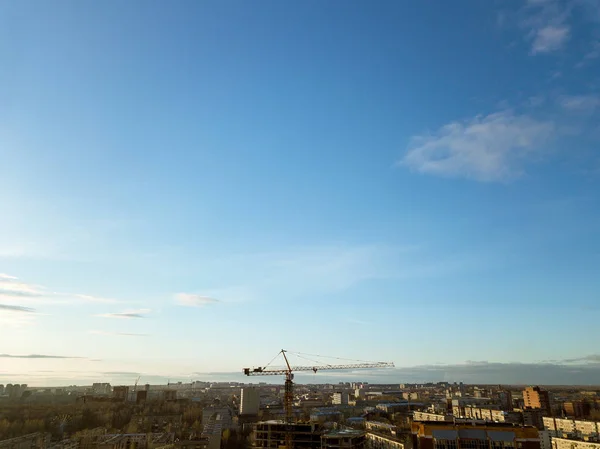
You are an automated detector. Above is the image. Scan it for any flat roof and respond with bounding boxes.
[323,429,364,438]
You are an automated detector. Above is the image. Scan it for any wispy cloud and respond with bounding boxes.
[174,293,220,307]
[532,25,569,53]
[95,309,151,319]
[400,110,554,182]
[559,94,600,112]
[521,0,571,54]
[0,304,36,313]
[0,354,85,359]
[0,273,120,305]
[562,354,600,363]
[576,40,600,67]
[89,330,149,337]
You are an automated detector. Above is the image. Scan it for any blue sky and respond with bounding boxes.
[1,0,600,386]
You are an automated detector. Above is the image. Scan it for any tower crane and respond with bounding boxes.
[243,349,394,449]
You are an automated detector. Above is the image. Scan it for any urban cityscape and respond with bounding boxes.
[1,375,600,449]
[2,2,600,449]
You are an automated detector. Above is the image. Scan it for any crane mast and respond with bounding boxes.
[243,349,394,449]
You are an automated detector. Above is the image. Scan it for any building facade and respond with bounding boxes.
[523,387,551,413]
[333,393,349,406]
[321,429,365,449]
[411,422,541,449]
[241,388,260,416]
[552,438,600,449]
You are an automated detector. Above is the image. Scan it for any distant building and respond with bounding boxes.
[523,409,545,430]
[136,391,147,404]
[543,417,600,438]
[0,384,4,395]
[163,390,177,401]
[366,428,404,449]
[112,386,129,401]
[310,409,342,423]
[564,402,591,418]
[524,387,551,413]
[240,388,259,416]
[498,391,514,411]
[412,412,452,422]
[92,383,111,395]
[254,421,322,449]
[332,392,349,406]
[552,438,600,449]
[411,421,541,449]
[460,406,521,423]
[322,429,365,449]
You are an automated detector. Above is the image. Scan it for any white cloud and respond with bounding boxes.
[559,94,600,111]
[532,25,569,53]
[519,0,571,54]
[400,110,555,181]
[95,309,151,319]
[174,293,220,307]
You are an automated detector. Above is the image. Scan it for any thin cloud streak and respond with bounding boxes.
[89,330,149,337]
[174,293,220,307]
[95,309,151,319]
[0,304,36,313]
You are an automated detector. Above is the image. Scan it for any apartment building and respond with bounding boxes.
[524,387,551,413]
[552,438,600,449]
[411,421,541,449]
[332,393,349,406]
[413,412,452,422]
[240,388,260,416]
[543,417,600,439]
[321,429,365,449]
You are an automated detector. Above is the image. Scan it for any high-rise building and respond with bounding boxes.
[113,386,129,401]
[524,386,551,413]
[563,401,591,418]
[498,390,513,411]
[332,392,349,406]
[240,387,259,415]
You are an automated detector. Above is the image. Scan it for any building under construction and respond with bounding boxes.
[254,421,367,449]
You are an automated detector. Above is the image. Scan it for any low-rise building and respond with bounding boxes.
[412,412,452,422]
[552,438,600,449]
[543,417,600,439]
[321,429,365,449]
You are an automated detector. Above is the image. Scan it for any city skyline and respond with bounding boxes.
[1,0,600,384]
